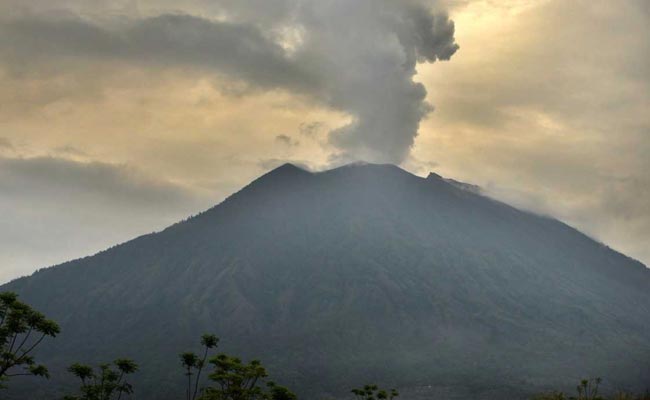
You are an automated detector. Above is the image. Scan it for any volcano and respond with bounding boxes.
[3,163,650,399]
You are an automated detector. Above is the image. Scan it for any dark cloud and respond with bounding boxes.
[0,13,315,92]
[0,155,203,208]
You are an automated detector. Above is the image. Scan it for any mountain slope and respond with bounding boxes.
[3,163,650,399]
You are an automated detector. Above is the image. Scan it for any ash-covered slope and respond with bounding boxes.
[3,163,650,399]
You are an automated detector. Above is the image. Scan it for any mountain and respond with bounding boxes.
[3,163,650,399]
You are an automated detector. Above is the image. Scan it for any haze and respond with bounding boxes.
[0,0,648,283]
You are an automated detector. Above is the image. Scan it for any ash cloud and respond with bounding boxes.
[0,0,458,164]
[293,0,459,163]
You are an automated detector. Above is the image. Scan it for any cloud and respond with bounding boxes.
[0,155,211,283]
[0,0,458,165]
[0,13,315,92]
[412,0,650,267]
[294,0,459,164]
[0,156,202,208]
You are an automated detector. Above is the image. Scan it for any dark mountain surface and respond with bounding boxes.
[3,163,650,399]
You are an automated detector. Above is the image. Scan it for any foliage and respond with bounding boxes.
[63,359,138,400]
[0,291,60,388]
[182,335,296,400]
[575,378,603,400]
[351,384,399,400]
[200,355,268,400]
[266,383,297,400]
[181,334,219,400]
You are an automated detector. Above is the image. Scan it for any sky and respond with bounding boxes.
[0,0,648,283]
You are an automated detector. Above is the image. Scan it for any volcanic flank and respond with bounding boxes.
[3,163,650,399]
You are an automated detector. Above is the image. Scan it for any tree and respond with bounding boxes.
[63,358,138,400]
[181,334,296,400]
[200,355,269,400]
[181,334,219,400]
[199,354,295,400]
[0,291,60,388]
[574,378,603,400]
[266,383,297,400]
[351,384,399,400]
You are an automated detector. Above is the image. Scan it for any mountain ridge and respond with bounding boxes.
[7,162,645,284]
[2,162,649,399]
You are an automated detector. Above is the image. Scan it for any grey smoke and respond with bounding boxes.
[292,0,459,163]
[0,0,457,164]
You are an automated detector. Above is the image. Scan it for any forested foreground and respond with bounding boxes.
[1,292,648,400]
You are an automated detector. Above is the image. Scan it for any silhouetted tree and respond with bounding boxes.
[266,383,297,400]
[63,359,138,400]
[351,384,399,400]
[181,334,219,400]
[575,378,603,400]
[200,355,269,400]
[0,291,60,389]
[180,334,296,400]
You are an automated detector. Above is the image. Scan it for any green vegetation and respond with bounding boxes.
[0,291,298,400]
[181,334,219,400]
[198,353,295,400]
[351,384,398,400]
[63,359,138,400]
[0,291,59,388]
[180,332,296,400]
